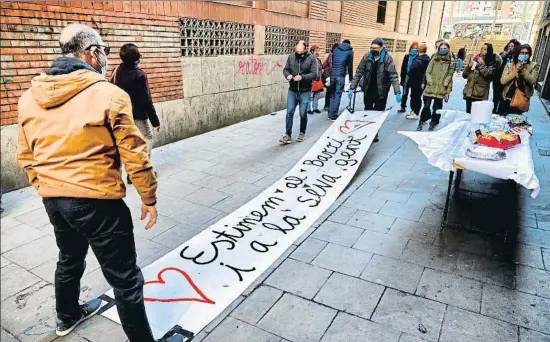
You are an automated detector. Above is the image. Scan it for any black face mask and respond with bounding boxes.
[295,51,305,58]
[371,50,380,57]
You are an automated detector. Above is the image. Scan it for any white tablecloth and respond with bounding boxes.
[398,110,540,198]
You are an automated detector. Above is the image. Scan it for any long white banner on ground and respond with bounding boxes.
[102,109,389,339]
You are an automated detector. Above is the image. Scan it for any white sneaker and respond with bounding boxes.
[279,135,292,144]
[406,112,419,120]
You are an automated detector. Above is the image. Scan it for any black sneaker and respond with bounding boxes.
[158,333,184,342]
[56,298,102,337]
[307,110,313,115]
[373,134,380,143]
[313,109,321,114]
[397,108,406,113]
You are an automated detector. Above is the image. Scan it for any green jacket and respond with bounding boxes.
[424,53,456,99]
[462,54,502,100]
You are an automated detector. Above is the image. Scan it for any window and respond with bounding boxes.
[383,38,396,52]
[325,33,342,53]
[265,26,309,55]
[377,1,387,24]
[396,40,407,53]
[179,18,254,57]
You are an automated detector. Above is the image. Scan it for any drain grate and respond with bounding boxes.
[539,149,550,157]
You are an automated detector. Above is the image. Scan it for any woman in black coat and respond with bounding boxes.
[405,43,431,120]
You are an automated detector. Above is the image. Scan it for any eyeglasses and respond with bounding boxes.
[85,44,110,55]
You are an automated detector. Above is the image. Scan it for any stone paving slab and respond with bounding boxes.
[482,283,550,335]
[320,312,401,342]
[360,255,424,294]
[314,272,384,319]
[439,306,518,342]
[371,289,446,342]
[416,268,482,313]
[264,259,331,300]
[257,293,337,342]
[311,243,373,277]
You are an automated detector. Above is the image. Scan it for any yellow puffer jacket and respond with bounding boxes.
[17,65,157,205]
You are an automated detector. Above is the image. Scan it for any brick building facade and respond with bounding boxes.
[0,1,444,191]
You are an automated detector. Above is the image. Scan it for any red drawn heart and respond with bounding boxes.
[143,267,215,304]
[339,120,375,134]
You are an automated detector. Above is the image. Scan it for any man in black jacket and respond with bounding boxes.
[280,41,318,144]
[349,38,401,142]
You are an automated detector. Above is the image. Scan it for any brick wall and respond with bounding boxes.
[309,1,328,21]
[0,1,182,126]
[309,31,327,52]
[341,1,397,33]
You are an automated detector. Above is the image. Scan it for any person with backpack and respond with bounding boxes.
[398,41,419,115]
[348,38,401,142]
[327,39,354,121]
[417,42,455,131]
[462,43,502,113]
[307,44,324,114]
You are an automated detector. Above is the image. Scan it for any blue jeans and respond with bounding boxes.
[286,89,310,137]
[457,58,464,72]
[328,76,345,118]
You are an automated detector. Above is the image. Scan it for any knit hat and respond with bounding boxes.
[372,38,384,47]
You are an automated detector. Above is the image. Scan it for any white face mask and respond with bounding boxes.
[101,60,108,76]
[92,49,108,75]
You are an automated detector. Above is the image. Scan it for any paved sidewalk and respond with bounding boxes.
[2,77,550,342]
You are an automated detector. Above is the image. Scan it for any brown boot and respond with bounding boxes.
[417,121,425,131]
[428,122,438,131]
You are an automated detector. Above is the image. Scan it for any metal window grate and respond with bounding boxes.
[265,26,309,55]
[382,38,396,53]
[325,32,342,53]
[395,39,407,53]
[179,18,254,57]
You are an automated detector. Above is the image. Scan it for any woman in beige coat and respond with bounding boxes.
[500,44,539,114]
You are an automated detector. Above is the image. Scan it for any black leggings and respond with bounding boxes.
[420,96,443,124]
[409,85,424,115]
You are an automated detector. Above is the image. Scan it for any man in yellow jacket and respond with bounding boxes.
[17,24,182,342]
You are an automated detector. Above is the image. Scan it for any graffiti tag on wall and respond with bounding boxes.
[235,56,283,76]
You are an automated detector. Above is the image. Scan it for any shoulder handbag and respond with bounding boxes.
[510,80,530,112]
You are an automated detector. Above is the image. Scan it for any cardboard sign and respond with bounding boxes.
[102,109,389,339]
